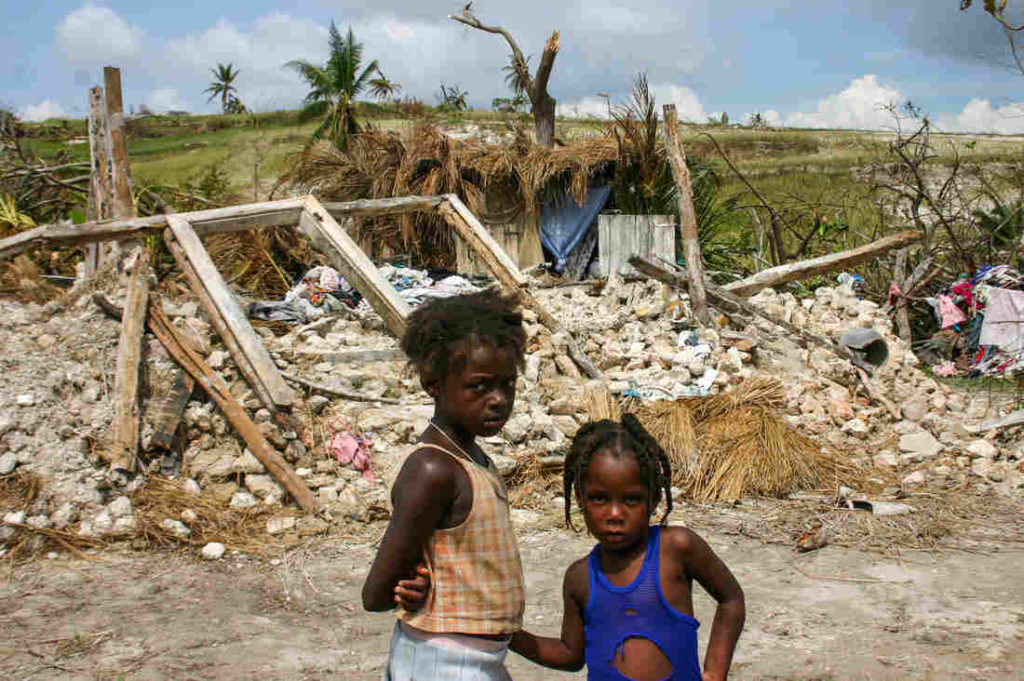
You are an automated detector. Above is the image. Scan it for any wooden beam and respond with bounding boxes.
[147,299,319,513]
[85,85,114,275]
[321,195,445,218]
[0,195,448,262]
[298,196,412,338]
[663,104,710,325]
[282,372,401,405]
[437,197,601,379]
[108,249,150,471]
[103,67,134,222]
[442,195,526,287]
[723,231,924,297]
[165,215,295,409]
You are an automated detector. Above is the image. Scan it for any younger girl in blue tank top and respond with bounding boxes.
[511,415,745,681]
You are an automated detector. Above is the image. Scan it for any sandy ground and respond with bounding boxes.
[1,515,1022,681]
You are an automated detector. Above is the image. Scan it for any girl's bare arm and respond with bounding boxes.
[510,559,588,671]
[361,449,456,611]
[667,528,745,681]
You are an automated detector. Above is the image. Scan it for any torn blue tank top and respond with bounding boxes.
[584,526,701,681]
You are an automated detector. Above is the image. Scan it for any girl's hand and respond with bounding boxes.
[394,564,431,611]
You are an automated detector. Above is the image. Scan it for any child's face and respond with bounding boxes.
[581,448,652,551]
[434,343,517,438]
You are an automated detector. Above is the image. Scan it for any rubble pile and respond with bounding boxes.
[0,272,1021,555]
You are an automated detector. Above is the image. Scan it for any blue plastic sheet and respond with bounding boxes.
[539,186,611,273]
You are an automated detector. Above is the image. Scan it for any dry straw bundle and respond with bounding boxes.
[584,378,853,502]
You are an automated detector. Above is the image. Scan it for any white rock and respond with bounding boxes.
[161,518,192,538]
[842,419,869,440]
[112,515,136,535]
[3,510,27,525]
[873,451,898,468]
[966,439,999,461]
[181,509,198,524]
[296,467,313,478]
[902,396,929,422]
[92,510,113,534]
[511,508,541,525]
[898,431,942,459]
[230,491,258,508]
[108,496,133,518]
[26,515,52,529]
[266,515,297,535]
[183,478,202,496]
[318,486,339,504]
[52,503,78,530]
[201,542,226,560]
[902,470,927,488]
[0,451,17,475]
[524,355,541,383]
[16,394,34,407]
[245,475,284,500]
[208,350,229,369]
[232,449,266,475]
[309,395,330,416]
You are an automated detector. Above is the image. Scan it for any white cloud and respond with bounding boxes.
[145,88,192,113]
[558,83,708,122]
[937,99,1024,135]
[19,100,68,122]
[56,3,143,64]
[783,75,902,130]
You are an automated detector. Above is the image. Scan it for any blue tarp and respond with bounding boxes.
[539,186,612,273]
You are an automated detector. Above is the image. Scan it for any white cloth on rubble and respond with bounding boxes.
[979,287,1024,353]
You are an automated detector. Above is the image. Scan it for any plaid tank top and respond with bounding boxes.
[400,444,525,635]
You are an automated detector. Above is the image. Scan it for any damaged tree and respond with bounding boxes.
[449,10,560,147]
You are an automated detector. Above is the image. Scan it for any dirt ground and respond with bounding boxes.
[2,509,1023,681]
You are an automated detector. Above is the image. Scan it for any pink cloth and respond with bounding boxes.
[938,295,966,329]
[328,430,377,483]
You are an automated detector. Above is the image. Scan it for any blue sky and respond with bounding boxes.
[3,1,1022,132]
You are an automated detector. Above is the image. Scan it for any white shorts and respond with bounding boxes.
[383,621,512,681]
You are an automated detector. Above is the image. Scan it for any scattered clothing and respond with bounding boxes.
[979,287,1024,353]
[328,429,376,483]
[938,295,966,330]
[932,361,958,377]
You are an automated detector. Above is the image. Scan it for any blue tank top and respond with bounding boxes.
[584,526,701,681]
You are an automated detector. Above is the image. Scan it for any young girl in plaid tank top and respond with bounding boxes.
[363,291,527,680]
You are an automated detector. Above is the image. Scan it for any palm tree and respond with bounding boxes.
[285,22,401,148]
[204,63,242,114]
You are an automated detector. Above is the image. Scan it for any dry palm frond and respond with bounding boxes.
[0,469,40,512]
[131,476,282,555]
[628,400,697,486]
[0,255,61,304]
[692,376,786,422]
[689,405,853,502]
[582,383,621,422]
[197,226,326,299]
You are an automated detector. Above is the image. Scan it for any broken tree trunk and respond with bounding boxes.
[297,197,412,338]
[147,299,319,513]
[629,255,902,419]
[723,230,924,297]
[108,249,150,471]
[164,215,295,410]
[437,195,601,379]
[663,103,710,325]
[892,249,913,343]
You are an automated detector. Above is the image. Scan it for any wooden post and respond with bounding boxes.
[437,196,601,379]
[297,196,412,338]
[85,86,113,275]
[103,67,134,222]
[662,104,710,326]
[109,249,150,471]
[165,215,295,409]
[722,231,924,297]
[147,299,319,514]
[892,249,912,343]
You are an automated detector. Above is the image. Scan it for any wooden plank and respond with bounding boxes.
[165,215,295,408]
[321,195,445,218]
[147,299,319,513]
[103,67,134,222]
[282,372,401,405]
[443,195,527,287]
[722,230,924,297]
[663,103,710,325]
[438,197,601,379]
[85,85,113,275]
[108,249,150,471]
[298,197,412,338]
[295,348,405,363]
[598,215,675,278]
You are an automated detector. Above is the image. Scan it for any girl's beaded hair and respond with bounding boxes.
[563,414,673,530]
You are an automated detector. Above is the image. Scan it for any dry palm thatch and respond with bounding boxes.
[131,476,282,554]
[283,121,619,265]
[0,255,61,304]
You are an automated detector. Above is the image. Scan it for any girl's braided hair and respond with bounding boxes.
[563,413,673,530]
